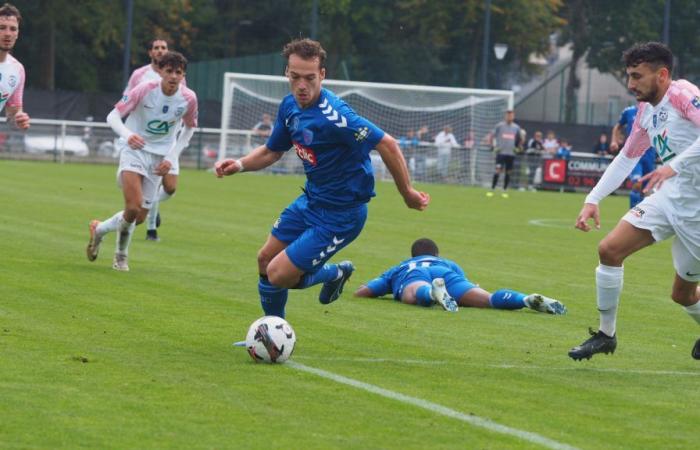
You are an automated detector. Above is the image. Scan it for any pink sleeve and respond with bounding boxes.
[124,66,145,94]
[6,62,24,108]
[621,102,651,158]
[115,80,157,117]
[182,88,198,128]
[668,79,700,127]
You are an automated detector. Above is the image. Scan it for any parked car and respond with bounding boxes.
[23,134,89,157]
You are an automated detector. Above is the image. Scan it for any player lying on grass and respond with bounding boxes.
[353,238,567,314]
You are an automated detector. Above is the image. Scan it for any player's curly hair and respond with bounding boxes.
[622,42,673,72]
[158,51,187,72]
[282,38,326,69]
[0,3,21,24]
[411,238,439,257]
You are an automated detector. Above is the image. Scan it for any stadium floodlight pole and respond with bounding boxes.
[121,0,134,88]
[310,0,319,39]
[493,43,508,89]
[662,0,671,44]
[480,0,492,89]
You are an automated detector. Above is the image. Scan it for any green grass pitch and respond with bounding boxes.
[1,160,698,449]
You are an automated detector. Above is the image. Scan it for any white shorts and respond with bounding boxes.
[117,146,163,210]
[623,194,700,282]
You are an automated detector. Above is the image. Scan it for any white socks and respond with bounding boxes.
[596,264,624,337]
[96,210,123,236]
[116,215,136,255]
[146,188,173,230]
[684,300,700,326]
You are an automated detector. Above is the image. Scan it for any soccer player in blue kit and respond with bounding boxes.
[215,39,430,318]
[612,105,657,207]
[354,238,567,315]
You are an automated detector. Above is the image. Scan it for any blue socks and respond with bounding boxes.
[489,289,527,310]
[415,285,433,307]
[259,276,288,318]
[294,264,339,289]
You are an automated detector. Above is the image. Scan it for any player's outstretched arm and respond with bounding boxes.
[214,145,283,178]
[375,134,430,211]
[575,203,600,232]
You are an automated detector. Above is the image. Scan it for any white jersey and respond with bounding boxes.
[621,80,700,219]
[0,54,25,113]
[115,80,198,156]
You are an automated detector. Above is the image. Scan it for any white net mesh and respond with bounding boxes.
[220,74,513,186]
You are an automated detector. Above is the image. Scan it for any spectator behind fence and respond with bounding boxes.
[252,113,274,137]
[524,130,544,190]
[434,125,458,180]
[413,125,430,181]
[593,133,611,156]
[399,129,419,176]
[542,130,559,159]
[556,139,571,160]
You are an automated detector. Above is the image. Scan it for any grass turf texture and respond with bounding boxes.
[1,160,698,449]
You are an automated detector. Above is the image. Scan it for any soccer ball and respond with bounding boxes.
[245,316,296,363]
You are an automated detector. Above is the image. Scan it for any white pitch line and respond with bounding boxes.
[288,361,579,450]
[293,356,700,377]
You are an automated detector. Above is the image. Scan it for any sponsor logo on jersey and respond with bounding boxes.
[293,141,317,166]
[653,129,676,162]
[692,96,700,109]
[354,126,370,142]
[8,75,16,88]
[319,98,348,128]
[162,105,169,113]
[302,128,314,145]
[629,206,645,218]
[273,218,281,229]
[146,119,176,135]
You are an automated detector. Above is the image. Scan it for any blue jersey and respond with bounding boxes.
[266,88,385,209]
[366,255,466,299]
[618,105,637,137]
[618,105,657,176]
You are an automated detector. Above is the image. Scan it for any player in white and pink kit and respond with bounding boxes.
[86,52,198,271]
[0,3,29,130]
[569,42,700,361]
[125,38,187,242]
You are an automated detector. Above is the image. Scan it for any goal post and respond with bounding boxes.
[219,73,514,186]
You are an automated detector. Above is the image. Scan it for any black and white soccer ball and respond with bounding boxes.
[245,316,296,363]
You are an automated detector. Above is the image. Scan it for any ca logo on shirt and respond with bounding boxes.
[146,119,176,135]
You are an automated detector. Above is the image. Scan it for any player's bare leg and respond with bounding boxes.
[146,173,178,241]
[113,171,146,271]
[670,274,700,359]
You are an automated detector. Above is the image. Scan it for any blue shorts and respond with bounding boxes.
[630,148,656,182]
[271,194,367,273]
[428,266,476,300]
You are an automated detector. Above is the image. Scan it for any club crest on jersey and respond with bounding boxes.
[175,106,184,117]
[8,75,16,88]
[355,127,370,142]
[146,119,176,135]
[162,105,169,114]
[302,129,314,145]
[692,96,700,109]
[658,109,668,122]
[290,117,300,132]
[121,95,128,103]
[293,141,317,166]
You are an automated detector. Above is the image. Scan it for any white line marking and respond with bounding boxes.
[528,218,575,229]
[288,361,578,450]
[293,356,700,377]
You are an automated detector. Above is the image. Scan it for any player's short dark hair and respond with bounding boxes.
[147,38,169,51]
[622,42,673,73]
[0,3,21,24]
[158,51,187,72]
[282,38,326,69]
[411,238,439,257]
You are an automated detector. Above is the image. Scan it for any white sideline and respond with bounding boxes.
[293,356,700,377]
[288,361,579,450]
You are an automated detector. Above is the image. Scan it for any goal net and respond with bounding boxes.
[219,73,513,186]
